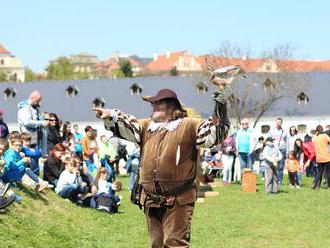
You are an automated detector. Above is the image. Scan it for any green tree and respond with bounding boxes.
[75,71,90,80]
[25,68,37,81]
[112,69,125,78]
[119,60,133,77]
[0,70,8,82]
[47,57,75,80]
[169,66,178,76]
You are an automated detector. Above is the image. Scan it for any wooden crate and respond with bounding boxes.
[242,168,256,192]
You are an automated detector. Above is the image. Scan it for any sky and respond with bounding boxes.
[0,0,329,72]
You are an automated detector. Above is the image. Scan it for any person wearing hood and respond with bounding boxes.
[17,91,49,146]
[0,109,9,140]
[261,137,283,194]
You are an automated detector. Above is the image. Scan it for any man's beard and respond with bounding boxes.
[151,111,168,122]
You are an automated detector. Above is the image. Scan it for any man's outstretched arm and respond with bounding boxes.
[93,108,142,144]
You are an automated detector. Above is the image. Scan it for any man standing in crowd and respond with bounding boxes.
[93,84,230,247]
[17,91,49,146]
[270,117,288,185]
[235,118,253,171]
[312,125,330,189]
[73,124,83,158]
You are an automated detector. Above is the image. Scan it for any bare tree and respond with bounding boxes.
[210,42,310,128]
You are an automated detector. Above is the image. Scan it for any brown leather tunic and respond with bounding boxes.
[138,117,203,206]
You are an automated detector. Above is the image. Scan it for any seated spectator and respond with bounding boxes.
[44,144,66,187]
[0,139,19,203]
[47,113,61,153]
[1,138,48,192]
[55,157,88,203]
[91,168,122,209]
[21,132,42,176]
[62,121,75,153]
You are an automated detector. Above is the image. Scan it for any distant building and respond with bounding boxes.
[0,43,25,82]
[97,52,152,77]
[197,55,330,73]
[69,53,99,79]
[0,73,329,138]
[146,50,202,75]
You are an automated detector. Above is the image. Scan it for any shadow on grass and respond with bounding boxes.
[17,185,49,205]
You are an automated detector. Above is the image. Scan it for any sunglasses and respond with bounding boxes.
[14,143,22,147]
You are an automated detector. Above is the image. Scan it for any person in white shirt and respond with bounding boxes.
[55,157,86,202]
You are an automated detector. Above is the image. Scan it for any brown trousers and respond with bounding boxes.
[145,203,194,248]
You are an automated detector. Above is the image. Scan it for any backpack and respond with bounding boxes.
[95,194,118,214]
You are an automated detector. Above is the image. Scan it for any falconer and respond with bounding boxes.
[93,68,238,247]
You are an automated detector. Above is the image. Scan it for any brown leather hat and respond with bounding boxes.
[142,88,178,103]
[143,88,186,113]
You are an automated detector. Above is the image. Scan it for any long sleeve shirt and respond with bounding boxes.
[302,141,316,162]
[102,109,218,149]
[270,128,288,151]
[55,170,78,194]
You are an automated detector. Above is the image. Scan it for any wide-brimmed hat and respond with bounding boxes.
[265,137,274,142]
[143,88,185,111]
[142,89,178,103]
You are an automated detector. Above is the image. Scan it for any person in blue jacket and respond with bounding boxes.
[21,132,42,175]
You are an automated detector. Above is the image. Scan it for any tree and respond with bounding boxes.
[212,42,309,127]
[112,69,125,78]
[119,59,133,77]
[169,66,179,76]
[47,57,75,80]
[0,70,8,82]
[25,68,37,81]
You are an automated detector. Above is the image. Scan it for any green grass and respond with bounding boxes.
[1,176,330,248]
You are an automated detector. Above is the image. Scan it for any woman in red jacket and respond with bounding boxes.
[302,134,316,178]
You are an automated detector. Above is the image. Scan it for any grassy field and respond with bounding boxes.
[1,176,330,248]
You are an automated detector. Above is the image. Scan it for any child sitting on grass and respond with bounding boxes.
[1,137,48,193]
[286,151,300,189]
[55,157,88,203]
[21,132,42,176]
[91,168,122,209]
[0,139,21,203]
[261,137,283,194]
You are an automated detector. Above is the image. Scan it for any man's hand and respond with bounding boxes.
[22,157,30,164]
[92,108,110,119]
[0,159,5,169]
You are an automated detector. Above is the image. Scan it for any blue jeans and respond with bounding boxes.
[129,168,138,191]
[58,184,79,201]
[277,149,287,184]
[238,152,252,170]
[25,168,40,183]
[222,154,234,183]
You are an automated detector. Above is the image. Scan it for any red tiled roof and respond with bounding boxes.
[196,56,264,72]
[0,43,10,54]
[146,51,187,72]
[197,56,330,73]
